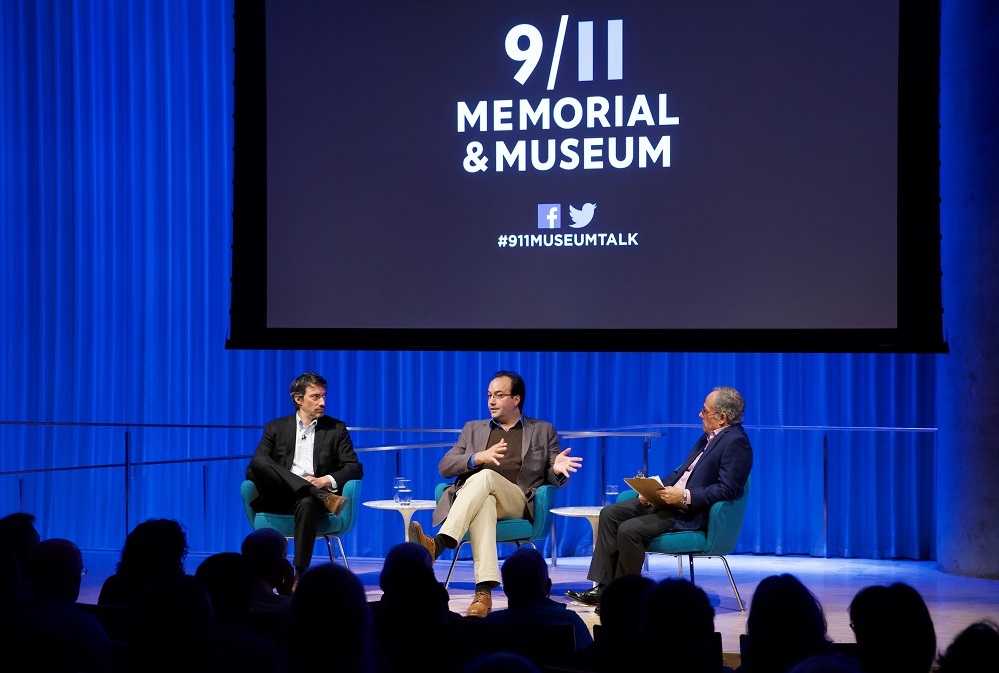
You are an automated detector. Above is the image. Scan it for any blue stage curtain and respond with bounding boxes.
[1,1,936,563]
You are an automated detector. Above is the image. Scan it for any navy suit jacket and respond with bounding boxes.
[662,422,753,532]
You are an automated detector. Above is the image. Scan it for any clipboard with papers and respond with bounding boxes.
[623,475,667,502]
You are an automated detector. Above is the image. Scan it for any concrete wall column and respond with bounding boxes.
[936,0,999,578]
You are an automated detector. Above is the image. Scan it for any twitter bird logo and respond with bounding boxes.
[568,203,596,228]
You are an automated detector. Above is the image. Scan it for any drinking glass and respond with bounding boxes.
[393,477,411,505]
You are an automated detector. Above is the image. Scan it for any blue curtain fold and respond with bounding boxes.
[1,1,937,563]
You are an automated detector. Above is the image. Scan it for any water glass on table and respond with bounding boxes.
[394,477,412,505]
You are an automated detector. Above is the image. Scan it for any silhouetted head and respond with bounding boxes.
[500,547,550,607]
[937,620,999,673]
[0,512,41,572]
[598,574,654,638]
[641,578,716,671]
[290,564,372,673]
[195,552,253,622]
[849,582,936,673]
[27,538,84,603]
[241,528,289,584]
[379,541,433,594]
[117,518,189,579]
[746,574,831,673]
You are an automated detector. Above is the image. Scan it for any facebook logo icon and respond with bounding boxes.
[537,204,561,229]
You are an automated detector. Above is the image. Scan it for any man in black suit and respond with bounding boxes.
[246,372,364,579]
[566,386,753,608]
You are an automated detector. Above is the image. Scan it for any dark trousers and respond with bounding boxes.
[587,498,678,585]
[247,453,329,571]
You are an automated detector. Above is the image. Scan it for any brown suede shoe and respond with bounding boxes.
[466,590,492,618]
[408,520,438,562]
[321,492,348,515]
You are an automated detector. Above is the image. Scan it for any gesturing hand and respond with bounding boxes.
[554,447,583,478]
[475,439,508,466]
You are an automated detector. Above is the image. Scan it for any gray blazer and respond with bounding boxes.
[432,415,566,526]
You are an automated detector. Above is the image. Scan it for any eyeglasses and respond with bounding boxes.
[699,407,719,417]
[486,392,513,400]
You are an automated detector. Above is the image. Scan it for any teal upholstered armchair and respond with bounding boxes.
[433,481,558,588]
[240,478,362,570]
[618,476,751,610]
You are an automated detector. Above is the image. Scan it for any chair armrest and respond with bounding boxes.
[435,482,449,502]
[240,480,258,528]
[338,479,362,534]
[530,484,558,538]
[616,489,638,502]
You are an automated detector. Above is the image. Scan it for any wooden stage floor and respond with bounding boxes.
[78,550,999,659]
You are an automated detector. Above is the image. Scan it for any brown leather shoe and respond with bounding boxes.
[321,492,348,515]
[408,520,438,562]
[466,590,492,618]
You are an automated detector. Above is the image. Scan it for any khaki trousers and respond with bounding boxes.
[439,469,528,585]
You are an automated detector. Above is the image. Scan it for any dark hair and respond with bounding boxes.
[289,372,327,408]
[746,573,831,673]
[291,564,373,673]
[117,518,189,578]
[937,620,999,673]
[849,582,936,673]
[492,370,526,411]
[640,578,717,672]
[0,512,41,571]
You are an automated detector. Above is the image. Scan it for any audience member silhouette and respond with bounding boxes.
[98,518,189,607]
[465,651,541,673]
[288,563,374,673]
[564,573,654,671]
[0,512,41,605]
[195,552,283,673]
[483,547,593,655]
[738,573,832,673]
[788,653,865,673]
[18,538,114,673]
[1,512,42,667]
[240,528,294,653]
[640,577,726,673]
[126,573,218,673]
[936,620,999,673]
[371,541,459,672]
[241,528,295,612]
[848,582,936,673]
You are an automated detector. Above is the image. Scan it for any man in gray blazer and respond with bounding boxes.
[410,370,582,617]
[246,372,364,579]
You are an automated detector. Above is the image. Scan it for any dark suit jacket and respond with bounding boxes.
[246,413,363,504]
[662,422,753,532]
[432,415,566,526]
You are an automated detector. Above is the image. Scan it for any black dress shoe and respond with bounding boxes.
[565,586,604,606]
